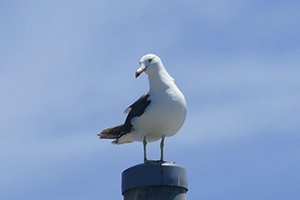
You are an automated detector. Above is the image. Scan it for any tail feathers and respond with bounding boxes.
[98,125,124,139]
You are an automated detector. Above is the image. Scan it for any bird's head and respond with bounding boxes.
[135,54,162,78]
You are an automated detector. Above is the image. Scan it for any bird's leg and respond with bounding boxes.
[160,136,165,162]
[143,137,148,163]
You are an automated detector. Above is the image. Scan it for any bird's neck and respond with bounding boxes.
[148,68,175,93]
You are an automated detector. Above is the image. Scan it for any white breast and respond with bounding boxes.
[131,86,187,142]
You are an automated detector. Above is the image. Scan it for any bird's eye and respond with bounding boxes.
[148,59,152,63]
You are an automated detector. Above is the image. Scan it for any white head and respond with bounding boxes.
[135,54,163,78]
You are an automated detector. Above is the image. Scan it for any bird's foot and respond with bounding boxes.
[144,159,166,164]
[144,159,153,164]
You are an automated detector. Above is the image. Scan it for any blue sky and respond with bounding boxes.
[1,0,299,199]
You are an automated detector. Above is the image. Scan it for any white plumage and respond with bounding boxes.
[99,54,187,163]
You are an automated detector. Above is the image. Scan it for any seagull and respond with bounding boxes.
[98,54,187,163]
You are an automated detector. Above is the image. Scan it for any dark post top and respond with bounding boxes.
[122,162,188,194]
